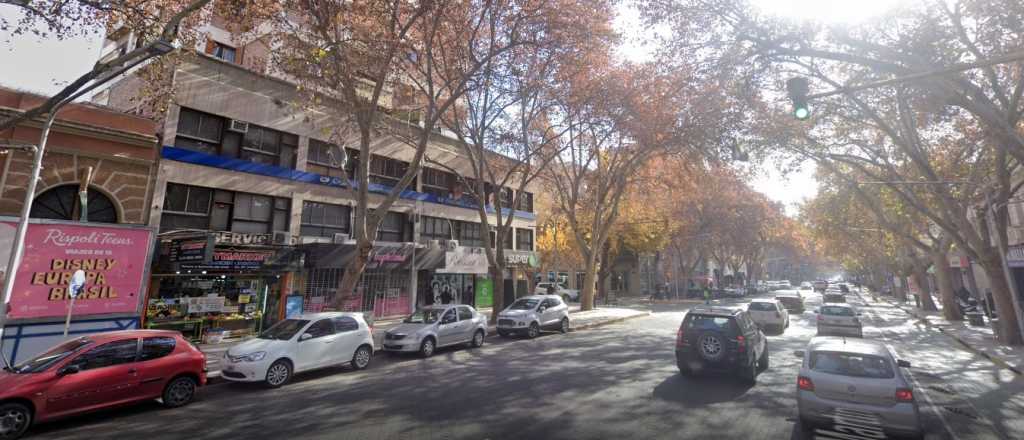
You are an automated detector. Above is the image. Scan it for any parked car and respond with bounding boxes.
[497,295,570,338]
[534,282,578,302]
[812,280,828,293]
[221,312,374,387]
[823,292,846,303]
[747,299,789,333]
[0,330,206,440]
[816,304,863,338]
[382,304,488,357]
[799,282,812,290]
[795,337,921,438]
[675,306,769,384]
[775,293,806,314]
[721,288,746,298]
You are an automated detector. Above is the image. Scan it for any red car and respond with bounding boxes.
[0,330,206,439]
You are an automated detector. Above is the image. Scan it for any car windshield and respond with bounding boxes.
[11,338,92,374]
[510,299,540,310]
[811,351,895,378]
[821,306,855,316]
[748,302,776,311]
[259,319,310,340]
[405,309,445,324]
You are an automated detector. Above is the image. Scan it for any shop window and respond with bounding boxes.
[421,216,452,241]
[139,337,176,362]
[308,139,346,168]
[376,211,409,242]
[455,221,483,247]
[71,339,139,371]
[516,228,534,251]
[301,201,351,238]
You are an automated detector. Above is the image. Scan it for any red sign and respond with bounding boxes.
[0,222,153,319]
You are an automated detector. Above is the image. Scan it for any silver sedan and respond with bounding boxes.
[794,337,921,438]
[382,304,488,357]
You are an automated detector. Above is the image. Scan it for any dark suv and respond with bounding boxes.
[675,306,769,384]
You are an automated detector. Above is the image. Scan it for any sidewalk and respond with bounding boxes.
[202,305,649,378]
[861,291,1024,375]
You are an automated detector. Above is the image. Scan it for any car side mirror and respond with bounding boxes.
[897,359,911,368]
[299,333,313,342]
[793,350,805,359]
[58,364,80,376]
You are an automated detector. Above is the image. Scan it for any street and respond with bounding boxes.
[24,290,1022,440]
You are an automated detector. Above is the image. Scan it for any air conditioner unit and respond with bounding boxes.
[228,119,249,133]
[272,230,290,245]
[333,233,349,244]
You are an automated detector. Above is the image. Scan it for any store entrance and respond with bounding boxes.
[146,274,282,343]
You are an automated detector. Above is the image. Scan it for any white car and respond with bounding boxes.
[221,312,375,387]
[534,282,578,302]
[497,295,571,338]
[746,299,789,333]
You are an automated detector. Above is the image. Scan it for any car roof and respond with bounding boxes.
[294,312,366,321]
[76,329,182,343]
[687,305,742,317]
[820,303,854,309]
[419,304,468,310]
[518,295,558,300]
[750,299,778,303]
[807,336,891,357]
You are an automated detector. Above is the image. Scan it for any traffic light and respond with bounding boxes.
[786,77,810,120]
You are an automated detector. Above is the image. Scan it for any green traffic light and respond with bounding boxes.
[794,107,810,120]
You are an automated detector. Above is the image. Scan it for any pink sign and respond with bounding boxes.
[0,222,153,319]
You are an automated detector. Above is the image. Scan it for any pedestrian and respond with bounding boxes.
[547,283,556,296]
[703,286,712,305]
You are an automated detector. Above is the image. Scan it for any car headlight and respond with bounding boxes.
[239,351,267,362]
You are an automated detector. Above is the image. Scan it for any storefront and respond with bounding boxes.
[299,242,416,319]
[148,231,303,342]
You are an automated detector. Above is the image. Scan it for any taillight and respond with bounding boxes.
[817,314,824,322]
[895,389,914,402]
[736,335,746,352]
[676,327,686,347]
[798,376,814,391]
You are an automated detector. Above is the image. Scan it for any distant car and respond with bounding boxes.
[775,294,806,314]
[497,295,570,338]
[823,292,846,303]
[222,312,374,387]
[816,304,863,338]
[383,304,488,357]
[675,306,769,384]
[0,330,206,440]
[746,299,789,333]
[795,337,921,438]
[799,282,812,290]
[839,284,851,294]
[722,288,746,298]
[534,282,578,302]
[812,280,828,293]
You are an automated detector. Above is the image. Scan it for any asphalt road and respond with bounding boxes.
[26,290,1021,440]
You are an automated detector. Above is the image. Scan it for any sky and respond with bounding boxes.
[0,1,906,215]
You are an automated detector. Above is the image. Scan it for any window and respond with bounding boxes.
[516,228,534,251]
[232,193,289,233]
[748,302,777,312]
[211,41,236,62]
[305,319,335,339]
[489,227,513,249]
[30,185,118,223]
[684,315,736,333]
[457,307,473,321]
[369,155,409,187]
[821,306,856,316]
[140,337,177,362]
[441,309,457,324]
[175,107,297,169]
[421,216,452,241]
[72,339,138,371]
[242,126,297,168]
[161,184,288,233]
[308,139,346,168]
[301,201,350,238]
[517,191,534,212]
[456,221,483,247]
[422,167,454,198]
[331,316,360,332]
[377,211,408,242]
[161,183,214,232]
[175,108,223,154]
[810,351,895,379]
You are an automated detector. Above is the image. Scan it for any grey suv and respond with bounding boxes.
[497,295,570,338]
[382,304,488,357]
[675,306,769,384]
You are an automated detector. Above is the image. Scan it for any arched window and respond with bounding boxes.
[30,185,118,223]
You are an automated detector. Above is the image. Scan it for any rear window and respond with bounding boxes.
[777,296,800,304]
[821,306,855,316]
[810,351,894,378]
[684,314,736,333]
[748,302,776,311]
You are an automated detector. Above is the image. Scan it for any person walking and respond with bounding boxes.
[703,285,712,305]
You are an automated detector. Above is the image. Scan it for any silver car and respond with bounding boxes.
[816,304,863,338]
[496,295,570,338]
[795,337,921,438]
[382,304,488,357]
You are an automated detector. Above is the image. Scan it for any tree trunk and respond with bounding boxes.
[912,269,938,311]
[978,253,1024,345]
[333,240,373,309]
[580,251,600,311]
[597,242,611,305]
[489,266,506,323]
[930,251,963,320]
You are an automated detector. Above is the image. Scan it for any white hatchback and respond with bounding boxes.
[746,299,789,333]
[221,312,375,387]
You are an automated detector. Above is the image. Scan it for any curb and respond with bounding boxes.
[874,295,1022,376]
[568,312,652,332]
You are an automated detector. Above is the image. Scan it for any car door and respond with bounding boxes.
[776,302,788,323]
[331,316,367,365]
[541,298,559,326]
[457,306,476,342]
[293,318,337,371]
[436,308,460,346]
[135,336,179,398]
[45,338,141,417]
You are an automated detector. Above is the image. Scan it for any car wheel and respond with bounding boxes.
[471,330,485,348]
[419,337,436,358]
[527,322,540,339]
[0,402,32,440]
[352,344,372,370]
[757,345,770,371]
[265,359,292,388]
[162,375,197,408]
[697,333,725,361]
[798,416,816,437]
[559,317,570,334]
[742,357,758,384]
[497,329,510,338]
